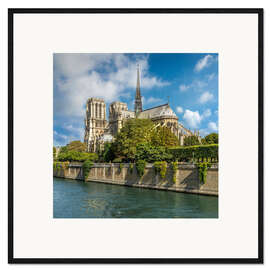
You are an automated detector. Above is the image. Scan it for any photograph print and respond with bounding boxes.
[53,53,219,218]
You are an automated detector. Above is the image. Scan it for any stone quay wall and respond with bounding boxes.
[54,163,218,196]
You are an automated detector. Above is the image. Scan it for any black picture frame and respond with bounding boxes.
[8,8,264,264]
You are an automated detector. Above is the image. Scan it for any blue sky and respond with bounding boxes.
[54,53,218,146]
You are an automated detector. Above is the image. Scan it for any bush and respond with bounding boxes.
[136,160,146,178]
[154,161,167,179]
[57,151,98,162]
[82,160,94,180]
[168,144,218,162]
[135,143,173,163]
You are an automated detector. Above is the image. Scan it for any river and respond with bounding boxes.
[53,177,218,218]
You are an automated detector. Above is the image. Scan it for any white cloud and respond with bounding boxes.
[193,80,207,89]
[194,55,214,72]
[179,79,209,94]
[183,109,202,129]
[176,106,184,113]
[54,54,169,117]
[179,84,190,92]
[63,124,84,138]
[199,91,214,104]
[208,122,218,132]
[207,73,215,81]
[142,96,163,105]
[198,128,209,137]
[202,109,211,118]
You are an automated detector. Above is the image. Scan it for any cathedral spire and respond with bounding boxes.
[134,64,143,114]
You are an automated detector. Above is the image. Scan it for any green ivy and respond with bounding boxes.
[82,160,94,180]
[197,162,211,184]
[53,161,69,172]
[154,161,167,179]
[119,163,123,172]
[136,160,146,178]
[171,161,178,183]
[129,163,134,174]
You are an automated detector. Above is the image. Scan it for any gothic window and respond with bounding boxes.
[99,104,102,119]
[95,103,98,118]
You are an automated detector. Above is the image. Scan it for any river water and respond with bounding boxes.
[53,177,218,218]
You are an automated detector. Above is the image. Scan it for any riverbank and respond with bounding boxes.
[53,163,218,196]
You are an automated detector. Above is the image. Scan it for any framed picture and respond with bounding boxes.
[8,8,263,263]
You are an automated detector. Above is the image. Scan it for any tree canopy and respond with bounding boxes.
[183,135,201,146]
[66,140,87,152]
[112,118,179,161]
[151,126,180,147]
[202,133,218,145]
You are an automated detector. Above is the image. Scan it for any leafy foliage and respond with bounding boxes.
[202,133,218,145]
[99,143,115,162]
[135,143,173,163]
[197,162,212,184]
[112,157,123,163]
[66,140,87,152]
[151,126,180,147]
[168,144,218,162]
[59,146,68,154]
[53,161,69,171]
[119,163,123,172]
[58,150,98,162]
[154,161,167,179]
[171,161,178,183]
[129,163,134,174]
[113,119,155,161]
[53,147,56,160]
[82,160,93,180]
[113,118,179,161]
[183,135,201,146]
[135,160,146,178]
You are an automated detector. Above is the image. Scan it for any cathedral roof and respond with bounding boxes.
[137,104,177,119]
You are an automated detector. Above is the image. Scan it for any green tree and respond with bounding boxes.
[59,146,68,154]
[151,126,180,147]
[66,140,87,152]
[202,133,218,145]
[183,135,201,146]
[113,119,155,161]
[100,143,115,162]
[113,119,179,161]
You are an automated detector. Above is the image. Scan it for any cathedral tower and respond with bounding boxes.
[134,64,143,115]
[84,98,107,152]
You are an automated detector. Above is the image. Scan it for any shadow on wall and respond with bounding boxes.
[179,169,201,191]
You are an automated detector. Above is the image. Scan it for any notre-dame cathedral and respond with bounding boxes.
[84,66,198,152]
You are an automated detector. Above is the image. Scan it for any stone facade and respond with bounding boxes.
[84,66,198,152]
[54,163,218,196]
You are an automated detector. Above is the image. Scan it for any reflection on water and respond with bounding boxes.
[53,177,218,218]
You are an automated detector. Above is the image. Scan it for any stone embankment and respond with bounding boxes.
[54,163,218,196]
